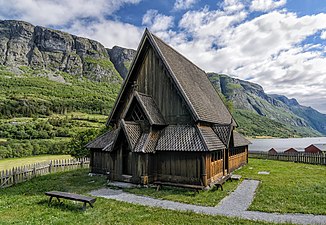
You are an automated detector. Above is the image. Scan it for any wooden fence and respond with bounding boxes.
[249,151,326,165]
[0,158,89,188]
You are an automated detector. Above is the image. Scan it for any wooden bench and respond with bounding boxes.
[212,174,232,191]
[45,191,96,210]
[154,181,204,194]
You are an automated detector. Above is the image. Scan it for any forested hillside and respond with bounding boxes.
[0,65,117,158]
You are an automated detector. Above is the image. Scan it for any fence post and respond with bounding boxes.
[81,158,84,169]
[49,160,52,173]
[12,168,16,185]
[33,165,36,178]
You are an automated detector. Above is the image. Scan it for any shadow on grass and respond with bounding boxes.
[37,199,86,212]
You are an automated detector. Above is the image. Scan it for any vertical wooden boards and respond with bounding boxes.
[135,47,192,124]
[155,152,201,184]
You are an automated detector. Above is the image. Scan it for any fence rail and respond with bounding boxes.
[0,158,89,188]
[249,151,326,165]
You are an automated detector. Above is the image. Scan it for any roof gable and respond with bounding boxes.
[107,29,234,126]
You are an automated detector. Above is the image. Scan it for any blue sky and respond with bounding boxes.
[0,0,326,113]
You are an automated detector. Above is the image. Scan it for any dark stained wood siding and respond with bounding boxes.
[135,47,192,124]
[155,152,202,185]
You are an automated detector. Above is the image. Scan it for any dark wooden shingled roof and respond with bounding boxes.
[156,125,206,151]
[212,124,232,147]
[135,92,165,125]
[133,130,160,153]
[233,131,251,147]
[120,120,142,149]
[149,32,233,125]
[85,129,120,151]
[197,125,225,151]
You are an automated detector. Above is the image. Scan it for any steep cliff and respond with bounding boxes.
[0,20,122,83]
[107,46,136,78]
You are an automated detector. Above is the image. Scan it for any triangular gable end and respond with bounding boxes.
[107,29,195,126]
[107,29,233,127]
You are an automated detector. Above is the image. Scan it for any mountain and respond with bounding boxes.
[0,20,325,138]
[0,20,135,83]
[208,73,325,137]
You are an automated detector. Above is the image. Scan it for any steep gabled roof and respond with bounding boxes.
[150,33,233,125]
[107,29,234,126]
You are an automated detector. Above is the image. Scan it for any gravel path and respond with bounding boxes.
[90,180,326,225]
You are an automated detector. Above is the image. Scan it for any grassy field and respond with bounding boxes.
[126,159,326,215]
[0,169,277,225]
[237,158,326,215]
[0,155,72,170]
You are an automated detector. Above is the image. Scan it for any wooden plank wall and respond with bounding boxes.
[136,48,192,124]
[156,152,201,184]
[208,159,224,183]
[91,150,114,174]
[0,158,89,188]
[229,152,247,172]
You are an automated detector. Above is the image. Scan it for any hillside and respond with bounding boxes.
[208,73,324,137]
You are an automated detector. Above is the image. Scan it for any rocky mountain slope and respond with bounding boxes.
[0,20,134,83]
[208,73,325,136]
[0,20,325,137]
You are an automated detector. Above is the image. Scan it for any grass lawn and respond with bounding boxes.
[237,158,326,215]
[0,155,72,171]
[0,169,277,225]
[126,159,326,215]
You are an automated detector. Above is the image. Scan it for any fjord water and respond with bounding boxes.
[249,137,326,152]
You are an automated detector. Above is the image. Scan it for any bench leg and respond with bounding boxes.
[89,202,94,208]
[48,196,53,205]
[82,202,87,211]
[215,184,223,191]
[156,185,161,191]
[56,197,63,205]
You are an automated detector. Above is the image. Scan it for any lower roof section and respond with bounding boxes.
[85,128,120,152]
[87,122,250,153]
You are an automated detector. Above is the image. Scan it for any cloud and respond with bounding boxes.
[250,0,287,12]
[68,20,143,49]
[0,0,141,26]
[157,8,326,113]
[173,0,198,11]
[142,10,174,32]
[321,30,326,39]
[222,0,245,13]
[0,0,143,49]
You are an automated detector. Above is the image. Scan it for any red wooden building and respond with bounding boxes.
[305,144,322,154]
[284,148,298,154]
[268,148,278,155]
